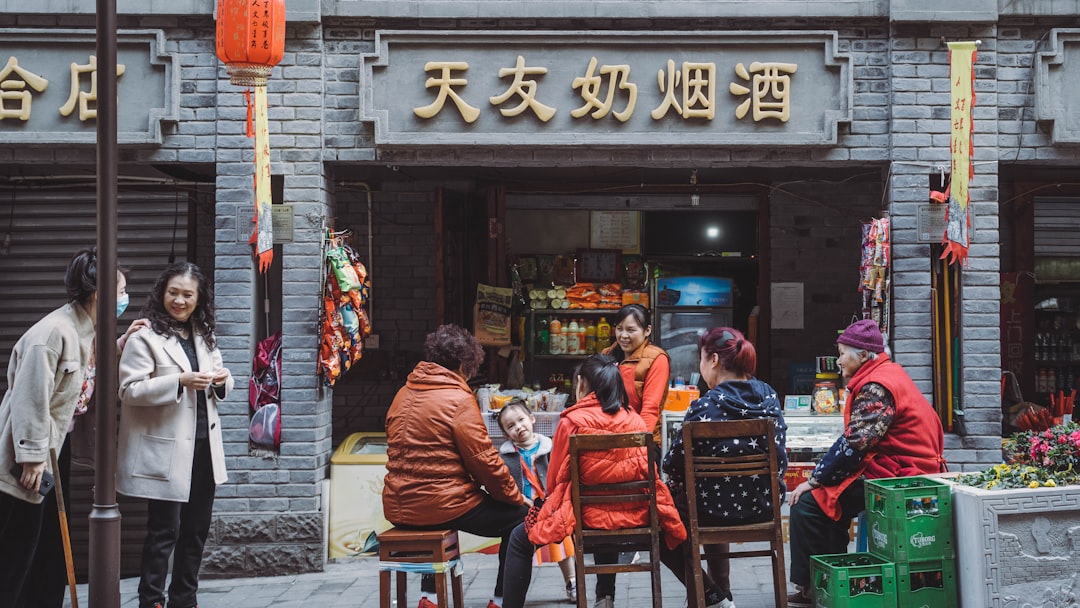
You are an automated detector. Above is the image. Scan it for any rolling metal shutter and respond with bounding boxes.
[1034,196,1080,257]
[0,186,192,580]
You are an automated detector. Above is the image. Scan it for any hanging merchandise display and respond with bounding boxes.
[215,0,286,272]
[319,231,372,386]
[860,217,891,335]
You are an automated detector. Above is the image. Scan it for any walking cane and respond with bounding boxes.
[49,447,79,608]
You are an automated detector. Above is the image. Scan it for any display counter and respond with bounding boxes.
[785,411,844,462]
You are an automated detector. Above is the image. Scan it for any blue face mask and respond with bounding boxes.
[116,293,129,318]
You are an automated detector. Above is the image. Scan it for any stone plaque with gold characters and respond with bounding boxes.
[361,30,851,147]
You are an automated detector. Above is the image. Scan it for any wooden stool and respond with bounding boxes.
[378,527,463,608]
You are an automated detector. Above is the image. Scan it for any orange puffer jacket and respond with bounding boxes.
[528,393,687,550]
[382,361,523,526]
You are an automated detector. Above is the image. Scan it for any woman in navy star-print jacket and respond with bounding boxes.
[662,326,788,607]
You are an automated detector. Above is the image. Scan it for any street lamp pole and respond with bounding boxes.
[89,0,121,604]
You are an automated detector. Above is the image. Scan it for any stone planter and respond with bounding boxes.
[950,481,1080,607]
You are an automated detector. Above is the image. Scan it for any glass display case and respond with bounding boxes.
[784,412,844,463]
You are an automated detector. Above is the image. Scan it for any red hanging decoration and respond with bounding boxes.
[215,0,285,273]
[215,0,285,88]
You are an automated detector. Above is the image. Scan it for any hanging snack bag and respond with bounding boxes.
[475,283,513,346]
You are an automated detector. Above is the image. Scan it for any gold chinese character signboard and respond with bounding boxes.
[0,29,177,145]
[362,31,851,146]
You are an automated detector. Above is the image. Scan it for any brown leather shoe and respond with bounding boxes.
[787,590,812,608]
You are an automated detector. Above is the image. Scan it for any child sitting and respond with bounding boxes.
[496,400,577,603]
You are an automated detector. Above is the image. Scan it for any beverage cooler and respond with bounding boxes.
[652,275,734,385]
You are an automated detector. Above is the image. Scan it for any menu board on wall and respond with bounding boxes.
[590,211,641,254]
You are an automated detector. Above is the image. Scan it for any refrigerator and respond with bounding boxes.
[652,275,734,386]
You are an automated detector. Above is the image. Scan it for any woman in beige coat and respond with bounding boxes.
[118,262,233,608]
[0,248,142,605]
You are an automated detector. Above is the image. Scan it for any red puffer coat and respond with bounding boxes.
[528,393,687,550]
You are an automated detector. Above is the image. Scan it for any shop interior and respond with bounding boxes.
[329,165,887,451]
[1001,170,1080,437]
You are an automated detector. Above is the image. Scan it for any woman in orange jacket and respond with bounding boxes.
[382,324,527,608]
[601,304,670,446]
[500,353,692,608]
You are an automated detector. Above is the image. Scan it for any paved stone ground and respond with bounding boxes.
[66,542,811,608]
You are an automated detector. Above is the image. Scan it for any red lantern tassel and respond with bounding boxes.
[244,89,254,138]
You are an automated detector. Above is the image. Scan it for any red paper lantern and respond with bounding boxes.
[215,0,286,87]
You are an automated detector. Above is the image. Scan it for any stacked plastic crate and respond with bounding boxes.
[809,476,956,608]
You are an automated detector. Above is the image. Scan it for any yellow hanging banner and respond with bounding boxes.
[948,41,976,211]
[939,41,977,266]
[253,85,273,272]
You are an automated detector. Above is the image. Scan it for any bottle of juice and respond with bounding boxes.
[537,316,549,356]
[566,318,580,355]
[585,319,597,354]
[596,316,611,351]
[549,317,563,355]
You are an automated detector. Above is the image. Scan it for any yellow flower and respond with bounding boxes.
[1029,480,1041,488]
[1046,479,1057,487]
[986,480,997,489]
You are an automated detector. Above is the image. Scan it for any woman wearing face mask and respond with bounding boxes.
[117,261,233,608]
[0,248,146,606]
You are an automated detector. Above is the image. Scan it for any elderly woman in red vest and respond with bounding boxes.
[784,320,946,608]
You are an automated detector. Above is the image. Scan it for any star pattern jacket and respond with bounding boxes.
[662,378,788,524]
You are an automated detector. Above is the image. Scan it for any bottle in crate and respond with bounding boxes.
[866,476,954,563]
[896,558,957,608]
[811,552,897,608]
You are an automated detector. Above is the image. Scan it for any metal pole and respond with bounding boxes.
[90,0,121,604]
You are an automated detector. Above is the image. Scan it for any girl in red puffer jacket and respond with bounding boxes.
[501,353,725,608]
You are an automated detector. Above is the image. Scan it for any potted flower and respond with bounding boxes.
[949,423,1080,607]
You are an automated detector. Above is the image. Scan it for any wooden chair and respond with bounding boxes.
[681,419,787,608]
[377,527,463,608]
[569,432,663,608]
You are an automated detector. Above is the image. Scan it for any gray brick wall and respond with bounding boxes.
[768,177,881,394]
[329,186,438,445]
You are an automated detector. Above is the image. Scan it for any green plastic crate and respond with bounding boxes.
[810,552,897,608]
[896,558,957,608]
[865,476,954,563]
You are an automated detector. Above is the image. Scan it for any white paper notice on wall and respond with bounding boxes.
[771,282,805,329]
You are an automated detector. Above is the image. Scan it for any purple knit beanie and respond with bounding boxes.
[837,319,885,353]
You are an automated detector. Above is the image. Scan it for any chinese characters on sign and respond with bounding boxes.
[0,54,126,122]
[412,55,798,124]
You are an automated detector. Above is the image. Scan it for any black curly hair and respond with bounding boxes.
[141,261,217,349]
[424,324,484,379]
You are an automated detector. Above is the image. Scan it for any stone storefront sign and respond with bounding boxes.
[951,481,1080,607]
[0,28,178,144]
[361,30,851,147]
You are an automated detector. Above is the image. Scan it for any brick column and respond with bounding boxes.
[889,26,1001,470]
[203,23,331,576]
